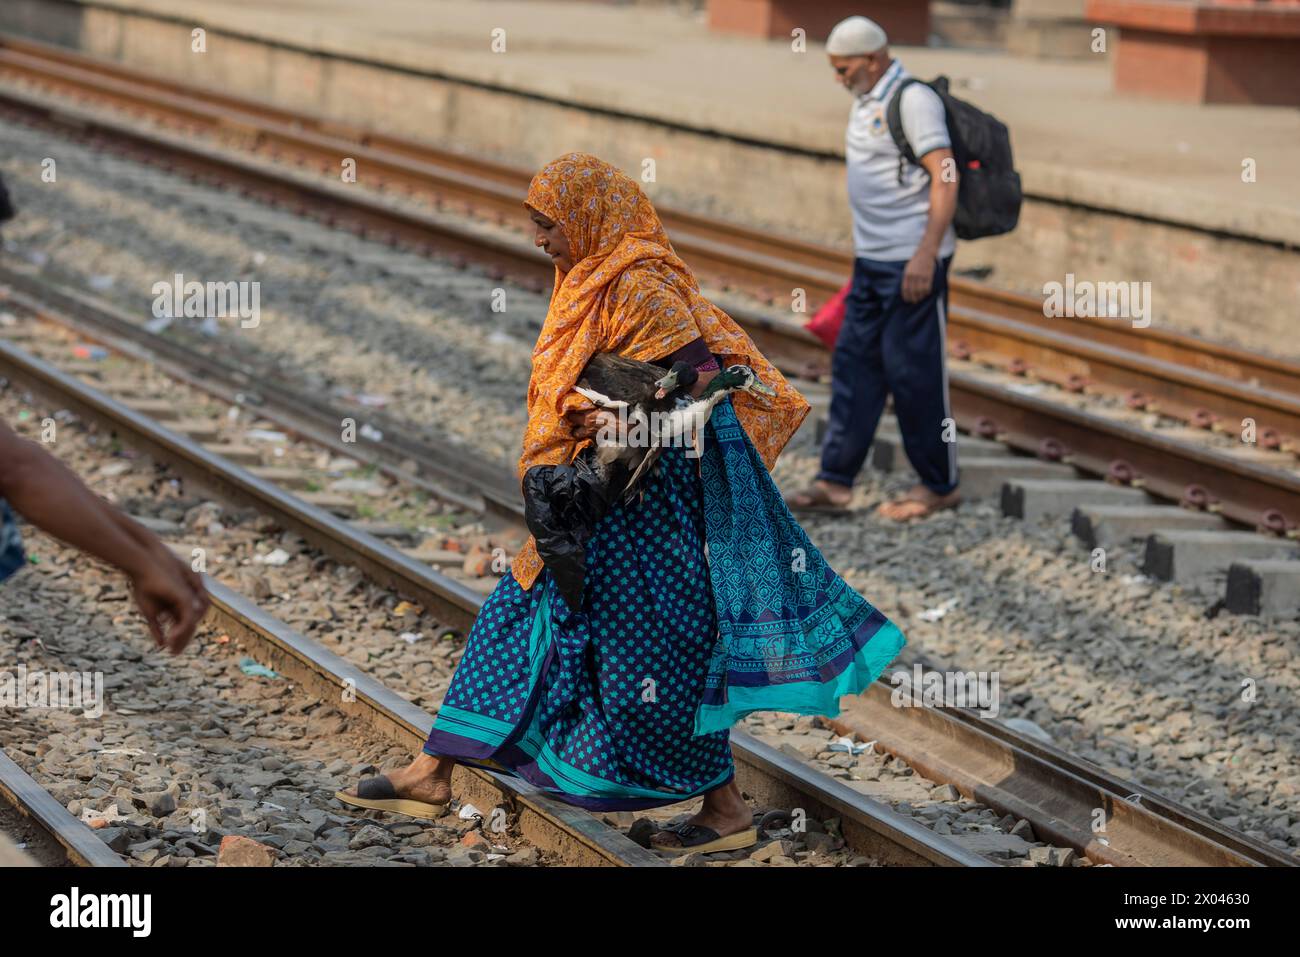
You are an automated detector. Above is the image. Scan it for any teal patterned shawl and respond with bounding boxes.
[694,399,905,734]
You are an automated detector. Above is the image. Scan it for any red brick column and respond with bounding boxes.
[1086,0,1300,105]
[707,0,931,45]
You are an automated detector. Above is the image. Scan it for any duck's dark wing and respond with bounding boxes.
[579,353,667,403]
[621,447,662,503]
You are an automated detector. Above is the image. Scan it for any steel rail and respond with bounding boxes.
[203,578,662,867]
[0,338,487,634]
[4,33,1298,397]
[8,293,1284,867]
[0,47,1291,861]
[949,372,1300,531]
[0,326,982,867]
[951,307,1300,444]
[3,103,1295,530]
[5,49,1298,468]
[830,685,1294,867]
[0,268,523,520]
[2,327,653,865]
[0,749,126,867]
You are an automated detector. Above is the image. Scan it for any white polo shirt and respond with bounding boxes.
[845,59,956,263]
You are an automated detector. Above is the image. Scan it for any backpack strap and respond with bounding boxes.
[886,77,923,186]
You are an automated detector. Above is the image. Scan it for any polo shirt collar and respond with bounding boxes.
[859,59,904,103]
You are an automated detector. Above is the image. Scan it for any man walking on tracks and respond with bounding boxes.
[786,15,961,521]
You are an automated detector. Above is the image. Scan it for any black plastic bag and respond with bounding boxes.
[523,448,627,614]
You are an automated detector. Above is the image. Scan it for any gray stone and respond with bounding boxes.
[505,847,540,867]
[626,818,657,848]
[140,791,177,818]
[392,848,435,866]
[1028,845,1077,867]
[273,824,318,844]
[844,778,933,804]
[299,808,330,836]
[95,827,131,852]
[178,838,215,857]
[670,852,708,867]
[1001,717,1054,744]
[803,832,839,854]
[349,824,393,850]
[949,831,1035,859]
[445,847,484,866]
[1009,819,1037,841]
[353,844,396,860]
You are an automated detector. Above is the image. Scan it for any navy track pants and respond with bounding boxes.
[817,254,958,495]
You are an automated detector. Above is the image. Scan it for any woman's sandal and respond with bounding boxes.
[784,484,852,516]
[334,774,449,819]
[650,821,759,856]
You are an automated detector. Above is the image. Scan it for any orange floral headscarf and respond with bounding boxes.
[510,153,809,589]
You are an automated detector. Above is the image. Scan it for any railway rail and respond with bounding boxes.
[0,749,125,867]
[0,292,990,869]
[1,281,1289,867]
[2,33,1298,539]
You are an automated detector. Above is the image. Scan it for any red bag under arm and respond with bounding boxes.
[804,280,851,349]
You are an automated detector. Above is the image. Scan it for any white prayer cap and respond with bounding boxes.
[825,16,888,56]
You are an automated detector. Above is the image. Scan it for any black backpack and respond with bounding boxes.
[0,172,14,225]
[886,76,1021,240]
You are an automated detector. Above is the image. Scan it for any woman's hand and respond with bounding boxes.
[564,408,619,441]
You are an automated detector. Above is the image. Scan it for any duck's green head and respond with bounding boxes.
[704,364,776,397]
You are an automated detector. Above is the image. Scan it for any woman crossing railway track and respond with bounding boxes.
[338,152,907,854]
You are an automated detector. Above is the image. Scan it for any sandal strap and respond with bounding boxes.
[660,821,720,846]
[355,775,397,800]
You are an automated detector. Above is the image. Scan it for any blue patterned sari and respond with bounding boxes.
[425,399,904,809]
